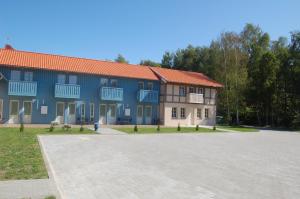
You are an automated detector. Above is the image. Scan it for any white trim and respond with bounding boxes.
[9,100,19,116]
[90,103,94,121]
[80,103,85,122]
[23,101,32,116]
[56,102,65,117]
[0,99,3,121]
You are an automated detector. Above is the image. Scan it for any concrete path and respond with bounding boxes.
[39,132,300,199]
[96,127,126,135]
[0,179,56,199]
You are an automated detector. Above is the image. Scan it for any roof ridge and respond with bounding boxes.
[0,48,145,68]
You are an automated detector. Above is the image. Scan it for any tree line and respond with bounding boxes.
[115,24,300,128]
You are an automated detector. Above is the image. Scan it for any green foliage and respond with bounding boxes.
[49,125,54,132]
[157,125,160,132]
[177,124,181,131]
[19,123,24,133]
[213,126,216,131]
[80,125,84,132]
[62,124,71,131]
[134,125,138,132]
[196,125,199,131]
[140,60,161,67]
[115,54,128,63]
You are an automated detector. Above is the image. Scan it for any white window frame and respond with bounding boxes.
[205,108,209,118]
[198,87,204,94]
[11,70,21,81]
[69,75,77,84]
[90,103,94,121]
[179,86,186,96]
[180,108,186,119]
[189,87,195,93]
[171,107,177,119]
[56,102,64,117]
[57,74,66,84]
[101,78,108,86]
[110,79,118,87]
[138,82,144,90]
[197,108,202,119]
[80,103,85,122]
[10,100,19,116]
[23,101,32,116]
[147,82,153,90]
[24,71,33,81]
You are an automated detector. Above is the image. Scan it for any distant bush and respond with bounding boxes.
[213,126,216,131]
[157,125,160,132]
[196,125,199,131]
[80,125,84,132]
[49,124,54,132]
[62,124,71,131]
[134,125,138,132]
[20,123,24,132]
[177,124,181,131]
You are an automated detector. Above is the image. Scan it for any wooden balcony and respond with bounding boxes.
[187,93,204,103]
[55,83,80,99]
[101,87,123,101]
[8,81,37,96]
[137,90,159,103]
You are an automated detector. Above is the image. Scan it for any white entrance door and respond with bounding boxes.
[107,104,116,124]
[9,100,19,123]
[67,103,76,124]
[56,102,64,124]
[0,99,3,122]
[99,104,107,124]
[145,106,152,124]
[23,101,32,124]
[136,105,143,124]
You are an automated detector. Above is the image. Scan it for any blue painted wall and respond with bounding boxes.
[0,65,160,124]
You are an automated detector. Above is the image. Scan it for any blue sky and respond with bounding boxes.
[1,0,299,64]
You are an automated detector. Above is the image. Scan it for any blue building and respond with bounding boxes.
[0,45,160,125]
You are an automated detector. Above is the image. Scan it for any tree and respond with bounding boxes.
[115,54,128,63]
[140,60,161,67]
[161,51,174,68]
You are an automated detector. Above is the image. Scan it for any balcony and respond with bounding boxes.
[55,83,80,99]
[188,93,204,103]
[8,81,37,96]
[101,87,123,101]
[137,90,159,103]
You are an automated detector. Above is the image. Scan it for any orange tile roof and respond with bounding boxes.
[150,67,223,88]
[0,46,222,87]
[0,48,159,81]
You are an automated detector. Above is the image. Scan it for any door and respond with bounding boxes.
[0,99,3,122]
[107,104,116,124]
[136,105,143,124]
[56,102,64,124]
[99,104,107,124]
[67,103,76,124]
[9,100,19,123]
[23,101,32,124]
[145,106,152,124]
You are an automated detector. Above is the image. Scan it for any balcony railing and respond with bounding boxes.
[8,81,37,96]
[101,87,123,101]
[55,83,80,99]
[137,90,159,103]
[188,93,204,103]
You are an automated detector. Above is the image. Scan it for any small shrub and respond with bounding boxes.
[62,124,71,131]
[213,126,216,131]
[134,125,138,132]
[157,125,160,132]
[49,124,54,132]
[177,124,181,131]
[80,125,84,132]
[196,125,199,131]
[20,123,24,132]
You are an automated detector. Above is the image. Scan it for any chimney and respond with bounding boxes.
[4,44,14,50]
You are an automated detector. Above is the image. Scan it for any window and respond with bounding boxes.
[10,100,19,116]
[80,103,85,122]
[179,86,186,96]
[23,101,32,116]
[58,74,66,84]
[69,75,77,84]
[11,70,21,81]
[145,106,152,117]
[147,82,153,90]
[101,78,108,86]
[171,107,177,118]
[197,88,204,94]
[197,108,202,119]
[110,105,116,117]
[111,79,117,87]
[180,108,186,118]
[189,87,195,93]
[205,108,209,118]
[90,103,94,121]
[24,72,33,81]
[137,105,143,117]
[138,82,144,90]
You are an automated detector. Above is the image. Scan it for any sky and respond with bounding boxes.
[1,0,299,64]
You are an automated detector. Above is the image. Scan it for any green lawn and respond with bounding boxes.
[114,126,220,134]
[0,126,93,180]
[217,125,259,132]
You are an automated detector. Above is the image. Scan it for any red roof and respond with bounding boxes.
[0,48,159,81]
[150,67,223,88]
[0,46,223,87]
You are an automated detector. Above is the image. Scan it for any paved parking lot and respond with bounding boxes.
[39,132,300,199]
